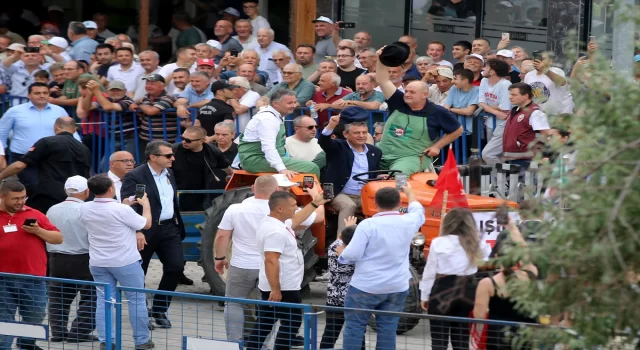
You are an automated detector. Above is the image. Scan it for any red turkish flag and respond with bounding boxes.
[429,148,469,217]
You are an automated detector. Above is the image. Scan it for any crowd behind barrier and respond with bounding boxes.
[0,94,498,171]
[0,272,549,350]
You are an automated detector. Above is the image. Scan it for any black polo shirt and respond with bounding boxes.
[97,61,117,78]
[196,99,235,136]
[213,142,238,164]
[20,132,92,210]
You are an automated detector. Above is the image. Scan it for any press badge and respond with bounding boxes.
[3,224,18,233]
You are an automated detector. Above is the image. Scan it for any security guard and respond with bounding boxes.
[0,117,92,214]
[238,89,320,178]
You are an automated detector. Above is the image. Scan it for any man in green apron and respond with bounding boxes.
[238,89,321,178]
[375,45,463,175]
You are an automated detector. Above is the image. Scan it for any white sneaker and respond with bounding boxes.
[315,271,330,282]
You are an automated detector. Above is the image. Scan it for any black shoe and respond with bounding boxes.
[148,320,156,330]
[135,340,155,349]
[100,342,116,350]
[66,334,99,343]
[50,335,66,342]
[179,273,194,285]
[291,335,305,348]
[152,312,172,328]
[17,344,43,350]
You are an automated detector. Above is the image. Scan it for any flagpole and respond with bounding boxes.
[441,190,448,217]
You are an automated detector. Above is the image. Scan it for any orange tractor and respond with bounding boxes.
[199,170,517,334]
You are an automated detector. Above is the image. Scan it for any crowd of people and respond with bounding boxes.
[0,1,590,349]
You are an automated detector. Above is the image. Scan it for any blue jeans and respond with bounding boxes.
[343,286,409,350]
[90,261,149,345]
[0,278,47,350]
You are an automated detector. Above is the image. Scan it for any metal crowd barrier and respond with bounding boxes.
[0,272,113,350]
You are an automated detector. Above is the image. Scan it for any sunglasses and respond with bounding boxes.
[299,125,317,130]
[153,153,175,159]
[182,137,202,143]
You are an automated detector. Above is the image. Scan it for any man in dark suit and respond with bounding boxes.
[319,106,383,235]
[120,140,185,329]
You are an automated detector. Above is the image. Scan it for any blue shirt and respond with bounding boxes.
[322,128,369,195]
[5,61,52,97]
[444,86,479,134]
[178,84,214,105]
[404,64,422,80]
[342,90,386,103]
[147,164,175,220]
[339,201,426,294]
[69,36,99,63]
[0,102,80,154]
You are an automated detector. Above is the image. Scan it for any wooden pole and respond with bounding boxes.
[290,0,316,48]
[139,0,150,52]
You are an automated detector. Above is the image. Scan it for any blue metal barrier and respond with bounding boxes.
[176,189,226,262]
[0,272,112,350]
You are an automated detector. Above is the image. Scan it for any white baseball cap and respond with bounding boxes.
[312,16,334,25]
[45,37,69,50]
[229,76,251,90]
[496,49,515,59]
[464,53,485,64]
[7,43,25,51]
[273,174,299,187]
[65,176,88,194]
[83,21,98,29]
[206,40,222,51]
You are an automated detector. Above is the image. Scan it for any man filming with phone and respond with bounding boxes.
[523,51,573,116]
[319,106,382,235]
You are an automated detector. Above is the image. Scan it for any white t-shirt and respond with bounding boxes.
[285,136,323,162]
[107,63,145,92]
[524,68,570,116]
[528,110,551,131]
[218,197,316,270]
[257,216,304,291]
[158,63,197,95]
[478,77,512,129]
[236,90,261,133]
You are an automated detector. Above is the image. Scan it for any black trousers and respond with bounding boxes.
[139,222,184,314]
[319,306,365,350]
[48,253,96,338]
[245,290,302,350]
[428,275,477,350]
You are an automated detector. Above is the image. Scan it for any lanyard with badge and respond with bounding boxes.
[3,216,18,233]
[285,226,304,265]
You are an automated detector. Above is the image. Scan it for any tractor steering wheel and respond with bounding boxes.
[352,170,404,184]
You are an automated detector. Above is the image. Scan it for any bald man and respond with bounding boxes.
[374,48,462,175]
[107,151,135,202]
[0,117,92,213]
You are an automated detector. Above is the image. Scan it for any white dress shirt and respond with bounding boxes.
[219,196,316,270]
[257,216,304,292]
[80,198,147,267]
[106,63,145,91]
[46,197,90,255]
[147,164,175,220]
[250,41,292,84]
[419,235,492,301]
[339,201,426,294]
[236,90,261,133]
[241,105,287,172]
[108,170,123,202]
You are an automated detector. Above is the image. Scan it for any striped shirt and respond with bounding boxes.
[138,90,178,142]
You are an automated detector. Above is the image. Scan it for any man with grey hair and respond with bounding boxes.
[238,89,321,178]
[232,19,255,48]
[271,49,291,83]
[373,122,385,143]
[358,47,377,73]
[213,121,238,163]
[130,50,161,101]
[285,116,324,164]
[174,71,214,118]
[228,76,260,133]
[195,42,219,60]
[214,20,243,63]
[67,22,99,63]
[305,71,350,124]
[104,36,122,49]
[121,140,186,329]
[250,28,291,84]
[107,151,135,202]
[262,63,315,106]
[335,74,385,110]
[237,63,269,96]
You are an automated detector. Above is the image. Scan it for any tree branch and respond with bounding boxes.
[606,159,640,269]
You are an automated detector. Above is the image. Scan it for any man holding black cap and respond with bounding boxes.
[320,106,382,234]
[375,44,462,175]
[195,80,237,142]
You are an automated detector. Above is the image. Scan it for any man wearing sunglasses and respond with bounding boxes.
[120,140,186,330]
[285,116,324,165]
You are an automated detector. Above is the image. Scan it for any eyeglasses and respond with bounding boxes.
[153,153,175,159]
[282,71,300,75]
[114,159,136,165]
[243,5,257,8]
[336,55,354,58]
[182,137,202,143]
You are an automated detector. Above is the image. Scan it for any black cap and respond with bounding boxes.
[211,79,239,94]
[142,74,165,83]
[379,42,411,68]
[41,28,61,36]
[339,106,370,124]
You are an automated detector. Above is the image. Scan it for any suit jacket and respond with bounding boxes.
[120,163,186,239]
[318,132,383,195]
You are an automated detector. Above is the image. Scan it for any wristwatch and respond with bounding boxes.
[214,256,226,261]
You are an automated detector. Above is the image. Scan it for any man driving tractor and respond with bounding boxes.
[375,43,463,175]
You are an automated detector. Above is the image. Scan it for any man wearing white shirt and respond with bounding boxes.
[232,19,256,49]
[107,151,135,202]
[250,28,291,85]
[80,174,154,349]
[427,41,453,68]
[285,116,323,162]
[524,51,573,116]
[106,47,144,92]
[339,184,425,350]
[214,175,323,342]
[238,90,321,178]
[157,46,197,94]
[46,176,97,343]
[228,76,260,133]
[242,0,270,36]
[245,190,328,350]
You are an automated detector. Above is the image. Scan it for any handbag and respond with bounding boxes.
[469,310,489,350]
